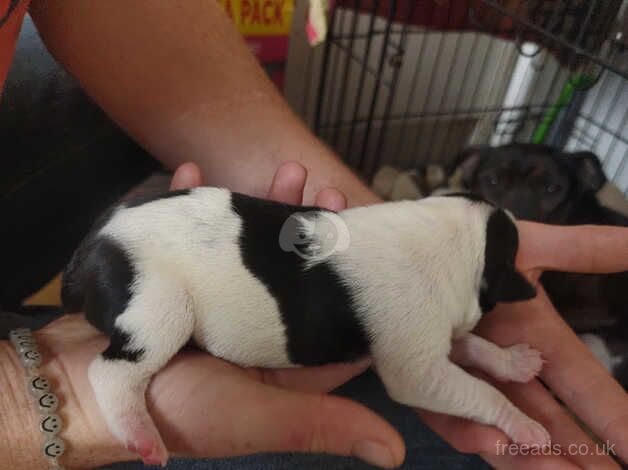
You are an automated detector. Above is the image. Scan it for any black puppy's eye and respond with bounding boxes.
[545,183,562,194]
[488,175,499,186]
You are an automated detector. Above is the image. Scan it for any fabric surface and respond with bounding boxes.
[0,17,158,305]
[101,370,489,470]
[0,0,29,94]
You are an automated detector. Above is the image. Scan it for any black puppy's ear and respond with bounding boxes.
[494,270,536,303]
[453,146,489,187]
[567,151,606,192]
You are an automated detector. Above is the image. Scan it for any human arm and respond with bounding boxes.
[28,0,378,207]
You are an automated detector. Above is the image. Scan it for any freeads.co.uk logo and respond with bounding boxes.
[279,211,350,261]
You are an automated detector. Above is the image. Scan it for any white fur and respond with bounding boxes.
[90,191,549,463]
[327,198,548,445]
[100,188,292,368]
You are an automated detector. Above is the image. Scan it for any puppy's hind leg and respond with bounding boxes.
[380,357,550,447]
[88,275,194,466]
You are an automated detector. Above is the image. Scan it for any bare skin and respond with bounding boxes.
[29,0,378,207]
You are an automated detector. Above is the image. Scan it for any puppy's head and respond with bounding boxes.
[453,144,606,223]
[479,208,537,312]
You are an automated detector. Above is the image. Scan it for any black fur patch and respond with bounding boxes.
[62,205,120,313]
[231,193,370,366]
[102,328,144,362]
[125,188,191,208]
[480,210,536,312]
[80,237,144,362]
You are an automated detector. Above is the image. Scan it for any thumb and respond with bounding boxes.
[273,391,405,468]
[157,377,405,468]
[233,387,406,468]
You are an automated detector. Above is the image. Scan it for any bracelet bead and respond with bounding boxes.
[40,414,63,436]
[20,349,42,368]
[43,436,65,458]
[29,375,51,396]
[10,328,67,469]
[17,339,38,353]
[9,328,31,344]
[37,392,59,413]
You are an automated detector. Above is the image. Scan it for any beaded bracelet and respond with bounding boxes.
[9,328,66,470]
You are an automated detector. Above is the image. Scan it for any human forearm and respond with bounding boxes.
[30,0,378,206]
[0,338,131,469]
[0,341,42,468]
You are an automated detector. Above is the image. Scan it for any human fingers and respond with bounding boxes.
[418,368,618,468]
[481,452,581,470]
[170,162,203,190]
[149,354,405,468]
[415,408,505,454]
[315,187,348,211]
[480,292,628,464]
[517,222,628,274]
[495,371,619,469]
[266,161,307,204]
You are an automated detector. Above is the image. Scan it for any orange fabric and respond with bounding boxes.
[0,0,29,95]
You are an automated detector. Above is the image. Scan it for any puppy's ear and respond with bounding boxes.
[481,209,536,311]
[567,151,606,193]
[494,270,536,303]
[453,146,489,188]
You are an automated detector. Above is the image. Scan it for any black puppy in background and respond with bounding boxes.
[452,143,628,386]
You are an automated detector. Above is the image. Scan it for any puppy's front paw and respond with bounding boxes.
[505,343,544,383]
[508,416,551,448]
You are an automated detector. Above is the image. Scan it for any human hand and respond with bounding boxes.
[418,222,628,469]
[5,162,404,469]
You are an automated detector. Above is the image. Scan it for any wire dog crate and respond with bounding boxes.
[285,0,628,192]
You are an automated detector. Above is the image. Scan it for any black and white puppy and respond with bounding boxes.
[62,188,545,465]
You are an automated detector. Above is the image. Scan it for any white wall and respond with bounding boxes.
[565,71,628,192]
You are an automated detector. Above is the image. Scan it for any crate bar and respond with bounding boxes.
[368,0,418,179]
[356,0,398,173]
[480,0,628,81]
[331,0,362,147]
[314,4,339,134]
[323,6,350,136]
[344,0,380,167]
[435,31,480,161]
[392,16,431,167]
[317,104,552,131]
[422,13,465,163]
